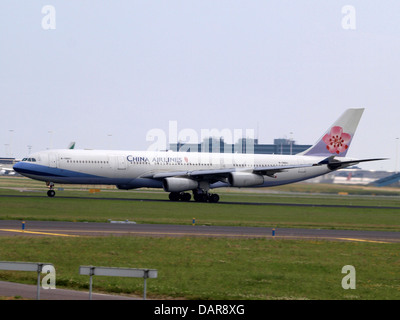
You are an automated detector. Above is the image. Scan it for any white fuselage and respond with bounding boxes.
[14,149,337,190]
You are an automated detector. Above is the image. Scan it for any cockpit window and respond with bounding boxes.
[22,158,36,162]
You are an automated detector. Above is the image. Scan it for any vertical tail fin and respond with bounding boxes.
[299,108,364,157]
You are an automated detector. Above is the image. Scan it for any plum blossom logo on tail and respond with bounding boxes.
[322,126,351,154]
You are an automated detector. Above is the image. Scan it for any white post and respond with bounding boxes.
[89,267,95,300]
[36,264,43,300]
[143,270,149,300]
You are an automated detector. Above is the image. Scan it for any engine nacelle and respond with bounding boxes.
[163,177,198,192]
[228,172,264,187]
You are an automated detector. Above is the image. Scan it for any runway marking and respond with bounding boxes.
[9,229,395,243]
[0,228,397,243]
[2,228,276,239]
[336,237,391,244]
[0,229,79,237]
[31,229,268,238]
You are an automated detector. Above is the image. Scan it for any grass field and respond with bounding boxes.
[0,177,399,299]
[1,236,399,300]
[1,177,400,231]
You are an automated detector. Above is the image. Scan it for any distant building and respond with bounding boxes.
[0,157,19,176]
[307,168,400,187]
[0,157,18,165]
[169,137,311,155]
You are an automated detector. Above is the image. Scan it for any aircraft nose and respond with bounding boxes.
[13,162,24,174]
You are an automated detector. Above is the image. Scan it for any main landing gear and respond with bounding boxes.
[169,192,191,202]
[168,190,220,203]
[193,191,219,203]
[46,182,56,197]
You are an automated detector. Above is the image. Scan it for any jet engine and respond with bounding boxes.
[163,177,198,192]
[228,172,264,187]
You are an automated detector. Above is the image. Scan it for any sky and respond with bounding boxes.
[1,1,400,171]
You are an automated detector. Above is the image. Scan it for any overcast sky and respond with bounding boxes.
[1,1,400,171]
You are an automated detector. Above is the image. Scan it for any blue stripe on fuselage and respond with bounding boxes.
[13,162,103,179]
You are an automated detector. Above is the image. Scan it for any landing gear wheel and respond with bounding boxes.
[169,192,180,201]
[47,190,56,197]
[208,193,220,203]
[193,193,207,202]
[181,192,191,202]
[46,182,55,197]
[168,192,191,201]
[193,190,220,203]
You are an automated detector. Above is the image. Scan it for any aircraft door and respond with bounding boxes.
[49,153,58,168]
[118,156,127,170]
[110,155,127,170]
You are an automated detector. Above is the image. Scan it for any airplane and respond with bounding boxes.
[13,108,386,202]
[0,157,19,176]
[0,167,16,176]
[68,142,76,149]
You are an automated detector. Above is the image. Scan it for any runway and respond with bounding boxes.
[0,280,140,300]
[0,220,399,243]
[2,193,400,210]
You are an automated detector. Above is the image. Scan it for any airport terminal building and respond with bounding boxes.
[169,137,311,155]
[0,158,18,166]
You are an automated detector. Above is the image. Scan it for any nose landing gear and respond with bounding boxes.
[46,182,56,197]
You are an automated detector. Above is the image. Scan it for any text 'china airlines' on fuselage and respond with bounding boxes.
[13,108,386,203]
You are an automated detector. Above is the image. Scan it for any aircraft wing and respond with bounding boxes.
[252,164,310,177]
[141,168,236,183]
[141,157,387,182]
[150,168,236,179]
[141,164,313,182]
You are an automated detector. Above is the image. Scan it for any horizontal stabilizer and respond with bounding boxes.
[317,156,387,170]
